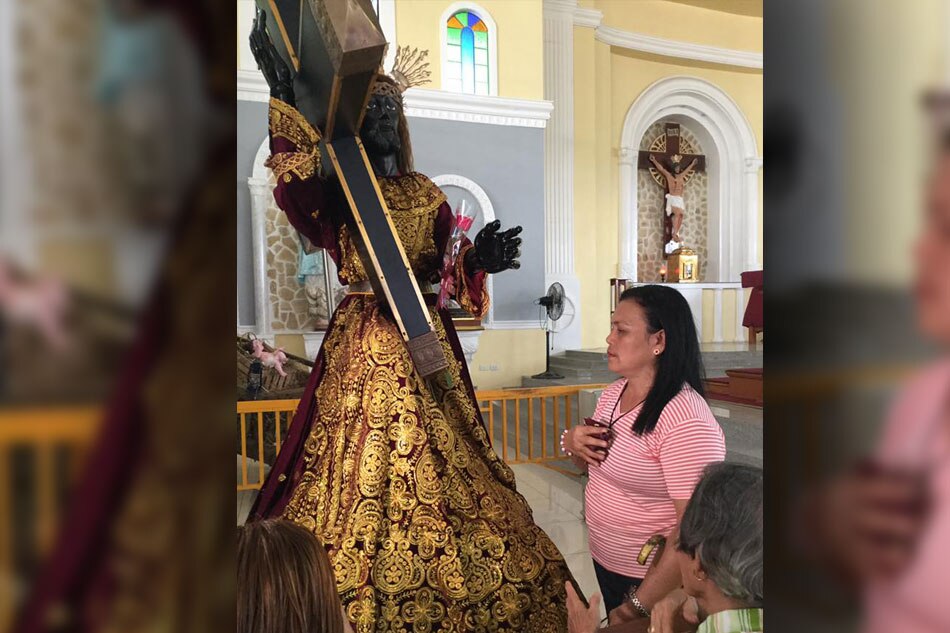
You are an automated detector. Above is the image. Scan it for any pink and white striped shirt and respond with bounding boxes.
[585,379,726,578]
[863,359,950,633]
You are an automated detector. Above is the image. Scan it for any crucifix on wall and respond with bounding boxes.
[638,123,706,254]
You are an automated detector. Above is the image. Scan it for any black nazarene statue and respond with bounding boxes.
[247,11,577,633]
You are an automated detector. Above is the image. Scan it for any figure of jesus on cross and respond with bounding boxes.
[650,153,697,245]
[638,123,705,255]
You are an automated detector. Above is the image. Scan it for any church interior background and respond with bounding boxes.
[236,0,764,390]
[234,0,764,613]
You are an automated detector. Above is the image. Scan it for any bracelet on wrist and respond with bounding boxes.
[625,587,650,618]
[559,429,572,456]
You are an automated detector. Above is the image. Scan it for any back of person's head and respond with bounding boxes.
[237,519,344,633]
[677,462,763,606]
[619,285,706,434]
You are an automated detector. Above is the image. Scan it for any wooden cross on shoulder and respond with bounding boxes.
[256,0,449,378]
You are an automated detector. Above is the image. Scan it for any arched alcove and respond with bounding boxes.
[619,76,760,282]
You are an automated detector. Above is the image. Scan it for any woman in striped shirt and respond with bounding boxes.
[561,285,726,620]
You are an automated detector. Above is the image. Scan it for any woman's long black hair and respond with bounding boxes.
[620,285,706,435]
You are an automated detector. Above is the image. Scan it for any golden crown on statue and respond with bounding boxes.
[372,46,431,101]
[391,46,432,91]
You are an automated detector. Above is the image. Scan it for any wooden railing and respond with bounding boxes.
[0,407,101,633]
[474,385,606,464]
[236,399,298,492]
[235,384,608,491]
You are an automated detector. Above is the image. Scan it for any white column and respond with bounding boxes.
[618,148,638,280]
[543,0,581,352]
[744,157,763,273]
[249,178,273,339]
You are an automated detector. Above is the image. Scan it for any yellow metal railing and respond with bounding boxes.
[235,384,609,490]
[236,399,298,491]
[0,406,101,632]
[474,385,606,464]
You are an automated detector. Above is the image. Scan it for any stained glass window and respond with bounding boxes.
[445,10,489,96]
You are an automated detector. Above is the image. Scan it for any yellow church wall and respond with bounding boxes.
[573,27,604,349]
[573,14,761,349]
[584,0,762,54]
[467,328,547,389]
[394,0,545,101]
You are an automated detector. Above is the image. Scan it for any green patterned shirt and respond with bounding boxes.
[697,608,764,633]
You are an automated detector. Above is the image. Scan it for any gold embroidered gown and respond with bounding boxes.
[250,99,574,632]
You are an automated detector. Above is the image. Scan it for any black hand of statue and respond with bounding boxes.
[466,220,523,274]
[250,9,295,106]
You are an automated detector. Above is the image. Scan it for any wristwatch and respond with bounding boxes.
[625,586,650,618]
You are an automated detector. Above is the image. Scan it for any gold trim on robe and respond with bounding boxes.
[265,97,322,182]
[454,243,490,319]
[337,173,445,284]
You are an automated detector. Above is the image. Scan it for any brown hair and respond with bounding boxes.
[237,519,344,633]
[370,74,415,175]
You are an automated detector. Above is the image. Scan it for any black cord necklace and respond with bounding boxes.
[608,383,646,428]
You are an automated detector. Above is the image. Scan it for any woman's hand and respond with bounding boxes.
[649,589,701,633]
[464,220,522,274]
[563,426,610,467]
[565,582,602,633]
[806,460,928,584]
[607,601,638,626]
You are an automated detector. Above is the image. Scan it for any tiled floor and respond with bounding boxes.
[508,463,607,620]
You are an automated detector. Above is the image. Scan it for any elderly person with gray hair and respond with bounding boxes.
[566,462,763,633]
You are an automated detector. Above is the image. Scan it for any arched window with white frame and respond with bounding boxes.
[440,3,498,96]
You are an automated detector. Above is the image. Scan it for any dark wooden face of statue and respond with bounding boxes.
[361,93,401,159]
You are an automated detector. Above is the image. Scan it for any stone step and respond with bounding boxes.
[520,373,617,388]
[545,364,594,378]
[703,351,763,366]
[564,349,609,361]
[561,348,761,365]
[548,356,607,371]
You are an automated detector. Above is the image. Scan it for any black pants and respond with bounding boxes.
[593,558,643,614]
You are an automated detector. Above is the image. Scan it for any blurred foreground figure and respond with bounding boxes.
[10,1,233,631]
[237,520,353,633]
[805,128,950,633]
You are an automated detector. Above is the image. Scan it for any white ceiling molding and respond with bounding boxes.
[403,88,553,128]
[237,73,553,128]
[573,7,603,29]
[594,25,762,69]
